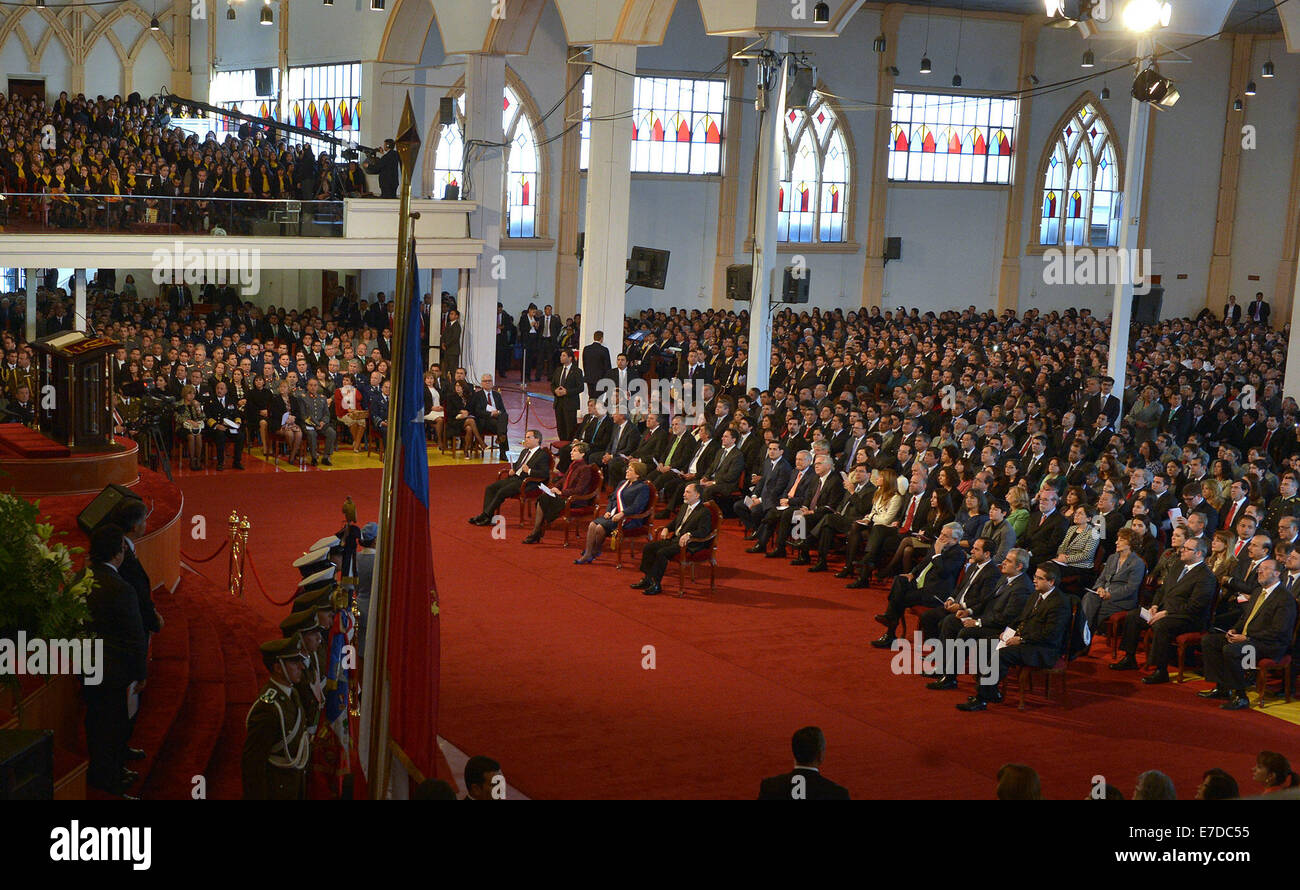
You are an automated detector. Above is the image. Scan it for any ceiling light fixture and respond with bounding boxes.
[813,2,830,24]
[260,2,272,25]
[1082,49,1095,68]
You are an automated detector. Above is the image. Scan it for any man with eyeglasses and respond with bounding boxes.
[956,561,1070,711]
[1110,536,1217,683]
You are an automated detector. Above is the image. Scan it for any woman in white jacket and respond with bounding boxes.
[837,467,903,579]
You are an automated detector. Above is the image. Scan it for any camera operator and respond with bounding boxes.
[364,139,399,199]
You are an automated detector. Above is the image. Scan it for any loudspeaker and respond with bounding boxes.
[439,97,456,126]
[626,246,670,290]
[0,730,54,801]
[576,232,585,266]
[885,237,902,261]
[782,266,811,304]
[1131,285,1163,326]
[442,183,460,200]
[77,484,142,537]
[725,264,753,301]
[786,64,816,111]
[254,67,274,98]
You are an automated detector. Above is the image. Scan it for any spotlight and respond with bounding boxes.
[1120,0,1172,33]
[872,34,887,53]
[150,15,160,30]
[813,2,830,23]
[1082,50,1095,68]
[1132,65,1179,109]
[886,66,900,77]
[260,3,272,25]
[1233,97,1243,111]
[1245,80,1256,96]
[920,56,932,74]
[952,73,962,87]
[1263,59,1275,78]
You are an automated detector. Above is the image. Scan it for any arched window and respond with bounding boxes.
[778,92,851,243]
[428,74,548,240]
[1038,97,1121,248]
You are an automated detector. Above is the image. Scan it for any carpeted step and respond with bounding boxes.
[127,601,191,790]
[203,602,274,799]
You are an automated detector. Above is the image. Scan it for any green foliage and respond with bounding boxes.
[0,494,94,645]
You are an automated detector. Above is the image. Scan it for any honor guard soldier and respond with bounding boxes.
[279,609,328,733]
[241,635,312,800]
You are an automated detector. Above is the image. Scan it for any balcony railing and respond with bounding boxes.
[0,193,346,237]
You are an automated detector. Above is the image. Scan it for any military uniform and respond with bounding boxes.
[241,636,312,800]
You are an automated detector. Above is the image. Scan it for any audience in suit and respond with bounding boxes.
[757,726,850,800]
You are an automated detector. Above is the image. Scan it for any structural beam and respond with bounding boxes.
[746,32,788,393]
[861,5,902,310]
[1206,33,1253,311]
[997,15,1043,313]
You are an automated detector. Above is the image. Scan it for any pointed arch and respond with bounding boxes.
[423,66,552,241]
[766,87,857,245]
[1035,91,1124,248]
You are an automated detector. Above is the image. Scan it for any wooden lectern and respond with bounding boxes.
[31,331,119,450]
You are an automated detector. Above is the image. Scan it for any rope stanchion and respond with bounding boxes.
[179,538,229,564]
[245,549,297,607]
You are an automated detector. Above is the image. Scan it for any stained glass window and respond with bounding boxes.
[431,82,545,238]
[580,74,725,175]
[888,91,1017,184]
[209,68,280,132]
[777,92,851,244]
[285,63,363,157]
[1039,99,1120,247]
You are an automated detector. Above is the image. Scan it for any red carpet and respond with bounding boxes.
[176,463,1300,799]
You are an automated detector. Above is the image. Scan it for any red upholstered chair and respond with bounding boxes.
[1013,596,1080,710]
[496,450,554,526]
[561,468,604,548]
[1102,610,1130,660]
[1253,621,1300,708]
[615,483,658,570]
[1141,591,1220,683]
[666,501,721,596]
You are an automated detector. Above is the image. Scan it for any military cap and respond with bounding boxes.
[279,608,326,638]
[309,534,340,553]
[292,546,333,578]
[292,585,337,613]
[259,634,308,670]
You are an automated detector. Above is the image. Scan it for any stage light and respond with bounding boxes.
[226,4,235,19]
[813,2,830,23]
[370,0,385,9]
[952,73,962,87]
[1082,50,1095,68]
[1132,64,1179,109]
[1101,85,1110,99]
[260,2,272,25]
[35,0,45,8]
[150,16,160,30]
[1245,79,1256,96]
[872,34,886,53]
[1121,0,1172,33]
[1262,59,1275,78]
[920,56,932,74]
[886,66,900,77]
[1233,97,1243,111]
[324,0,334,5]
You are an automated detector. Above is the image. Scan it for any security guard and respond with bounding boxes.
[241,635,312,800]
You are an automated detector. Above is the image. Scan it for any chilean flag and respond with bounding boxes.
[383,242,441,781]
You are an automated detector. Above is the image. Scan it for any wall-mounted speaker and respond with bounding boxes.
[782,267,811,304]
[576,232,585,266]
[626,246,670,290]
[725,264,753,301]
[439,97,456,126]
[884,236,902,262]
[254,67,274,98]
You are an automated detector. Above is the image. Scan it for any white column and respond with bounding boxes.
[25,268,39,342]
[1107,43,1153,401]
[74,269,87,333]
[461,53,506,385]
[578,43,637,372]
[1285,274,1300,399]
[747,34,789,394]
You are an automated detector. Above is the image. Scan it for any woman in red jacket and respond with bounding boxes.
[524,442,600,544]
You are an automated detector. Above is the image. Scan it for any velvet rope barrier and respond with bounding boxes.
[179,538,229,563]
[244,549,298,607]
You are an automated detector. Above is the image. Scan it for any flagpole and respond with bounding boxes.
[365,93,421,799]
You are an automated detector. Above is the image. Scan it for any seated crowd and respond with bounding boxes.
[0,90,371,233]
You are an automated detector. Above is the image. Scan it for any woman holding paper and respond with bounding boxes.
[1080,527,1145,634]
[267,379,304,463]
[524,442,600,544]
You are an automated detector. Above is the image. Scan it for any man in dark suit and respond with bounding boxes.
[202,379,246,470]
[1224,294,1242,323]
[468,429,550,524]
[618,412,669,483]
[592,412,639,480]
[871,522,967,647]
[1021,488,1068,568]
[805,464,874,572]
[365,139,400,198]
[748,449,815,557]
[957,562,1072,710]
[659,423,719,511]
[551,348,584,445]
[736,441,792,536]
[632,482,715,597]
[647,416,695,505]
[787,453,845,566]
[470,373,510,460]
[757,726,850,800]
[439,308,462,373]
[1112,536,1217,683]
[582,332,612,401]
[698,427,746,506]
[84,525,148,797]
[928,547,1033,690]
[918,537,1000,646]
[538,305,561,378]
[1199,559,1297,710]
[1247,291,1270,326]
[849,474,931,588]
[1160,393,1192,444]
